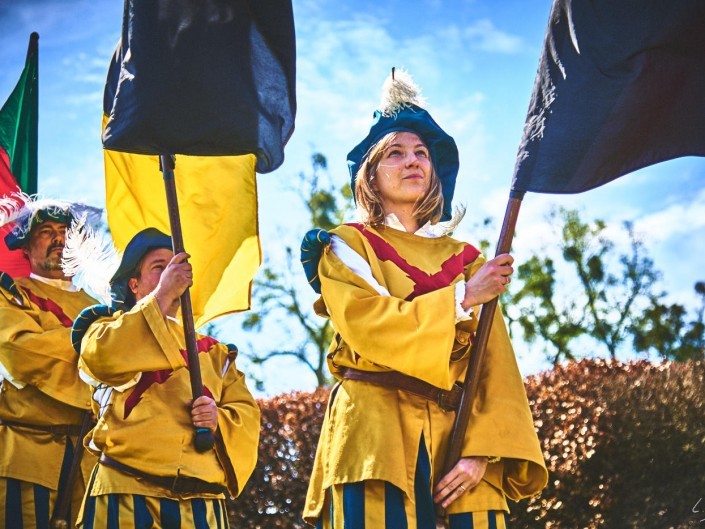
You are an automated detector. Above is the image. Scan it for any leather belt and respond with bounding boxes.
[99,454,227,496]
[343,368,463,412]
[0,419,84,437]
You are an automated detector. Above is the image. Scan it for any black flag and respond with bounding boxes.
[102,0,296,173]
[512,0,705,195]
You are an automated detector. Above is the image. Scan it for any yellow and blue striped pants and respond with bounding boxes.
[79,494,230,529]
[314,436,509,529]
[314,482,508,529]
[0,436,82,528]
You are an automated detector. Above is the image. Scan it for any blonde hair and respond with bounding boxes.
[353,131,444,227]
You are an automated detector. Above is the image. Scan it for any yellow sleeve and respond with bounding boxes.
[0,290,89,409]
[318,245,459,390]
[458,301,548,500]
[214,358,261,498]
[79,293,186,387]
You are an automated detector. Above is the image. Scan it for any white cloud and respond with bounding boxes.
[464,19,523,54]
[633,188,705,243]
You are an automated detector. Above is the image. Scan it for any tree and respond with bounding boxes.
[507,208,662,362]
[631,281,705,361]
[509,255,585,363]
[240,153,351,388]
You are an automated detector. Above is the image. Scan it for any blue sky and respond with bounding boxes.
[1,0,704,395]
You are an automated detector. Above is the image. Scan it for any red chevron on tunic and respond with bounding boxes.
[123,336,218,419]
[25,290,74,328]
[348,224,481,301]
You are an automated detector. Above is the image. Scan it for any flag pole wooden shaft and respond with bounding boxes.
[160,154,215,453]
[436,193,523,521]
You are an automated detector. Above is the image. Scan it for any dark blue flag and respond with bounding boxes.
[102,0,296,173]
[512,0,705,195]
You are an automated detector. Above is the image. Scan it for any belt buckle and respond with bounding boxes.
[171,474,196,494]
[437,390,452,412]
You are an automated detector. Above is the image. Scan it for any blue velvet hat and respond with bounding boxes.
[110,227,172,307]
[347,69,459,222]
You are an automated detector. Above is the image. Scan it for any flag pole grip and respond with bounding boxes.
[435,193,523,522]
[160,154,215,453]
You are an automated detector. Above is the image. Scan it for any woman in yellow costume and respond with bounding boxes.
[303,70,548,528]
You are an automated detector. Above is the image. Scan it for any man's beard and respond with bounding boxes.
[41,255,64,271]
[37,247,64,272]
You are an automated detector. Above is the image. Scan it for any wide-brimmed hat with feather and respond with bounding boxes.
[0,192,102,250]
[62,224,172,309]
[347,68,459,222]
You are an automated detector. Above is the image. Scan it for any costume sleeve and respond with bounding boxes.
[318,245,460,390]
[79,293,186,387]
[0,288,90,409]
[459,301,548,500]
[214,358,261,498]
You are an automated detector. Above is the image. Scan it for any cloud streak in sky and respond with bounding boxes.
[464,19,524,54]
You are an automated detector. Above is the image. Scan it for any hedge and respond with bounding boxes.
[228,360,705,528]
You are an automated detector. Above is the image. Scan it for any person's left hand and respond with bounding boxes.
[433,456,488,508]
[191,395,219,432]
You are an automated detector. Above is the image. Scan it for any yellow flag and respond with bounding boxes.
[104,140,260,328]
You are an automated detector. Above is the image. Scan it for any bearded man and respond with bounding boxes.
[0,197,100,528]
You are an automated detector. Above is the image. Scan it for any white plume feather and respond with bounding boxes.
[62,216,120,305]
[379,68,426,118]
[424,204,467,237]
[0,191,31,226]
[0,193,102,245]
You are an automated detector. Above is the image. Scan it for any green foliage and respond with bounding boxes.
[511,255,584,363]
[508,208,666,362]
[241,153,349,388]
[631,281,705,361]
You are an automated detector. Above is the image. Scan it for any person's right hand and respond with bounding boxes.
[155,252,193,317]
[461,253,514,309]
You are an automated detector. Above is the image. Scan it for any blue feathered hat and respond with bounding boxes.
[0,193,101,250]
[347,69,459,222]
[110,228,172,308]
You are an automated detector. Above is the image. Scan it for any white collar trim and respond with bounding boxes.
[29,273,78,292]
[384,213,442,238]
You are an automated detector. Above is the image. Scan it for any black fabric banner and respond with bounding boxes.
[102,0,296,174]
[512,0,705,194]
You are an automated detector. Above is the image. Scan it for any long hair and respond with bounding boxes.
[353,131,444,227]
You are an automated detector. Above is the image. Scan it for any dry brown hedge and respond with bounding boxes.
[228,360,705,528]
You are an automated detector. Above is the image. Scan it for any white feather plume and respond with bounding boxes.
[0,192,102,245]
[423,204,467,237]
[0,191,31,226]
[62,216,120,305]
[379,68,426,118]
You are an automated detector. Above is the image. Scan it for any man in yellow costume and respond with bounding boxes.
[75,227,260,527]
[0,196,101,528]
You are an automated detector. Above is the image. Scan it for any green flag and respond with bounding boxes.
[0,32,38,278]
[0,32,38,196]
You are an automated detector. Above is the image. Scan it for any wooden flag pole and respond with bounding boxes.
[436,192,524,522]
[160,154,215,453]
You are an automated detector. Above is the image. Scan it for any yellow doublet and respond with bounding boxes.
[0,277,96,490]
[79,292,260,500]
[303,225,547,522]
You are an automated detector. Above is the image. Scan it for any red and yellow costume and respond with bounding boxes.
[303,223,547,527]
[77,291,260,527]
[0,276,97,527]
